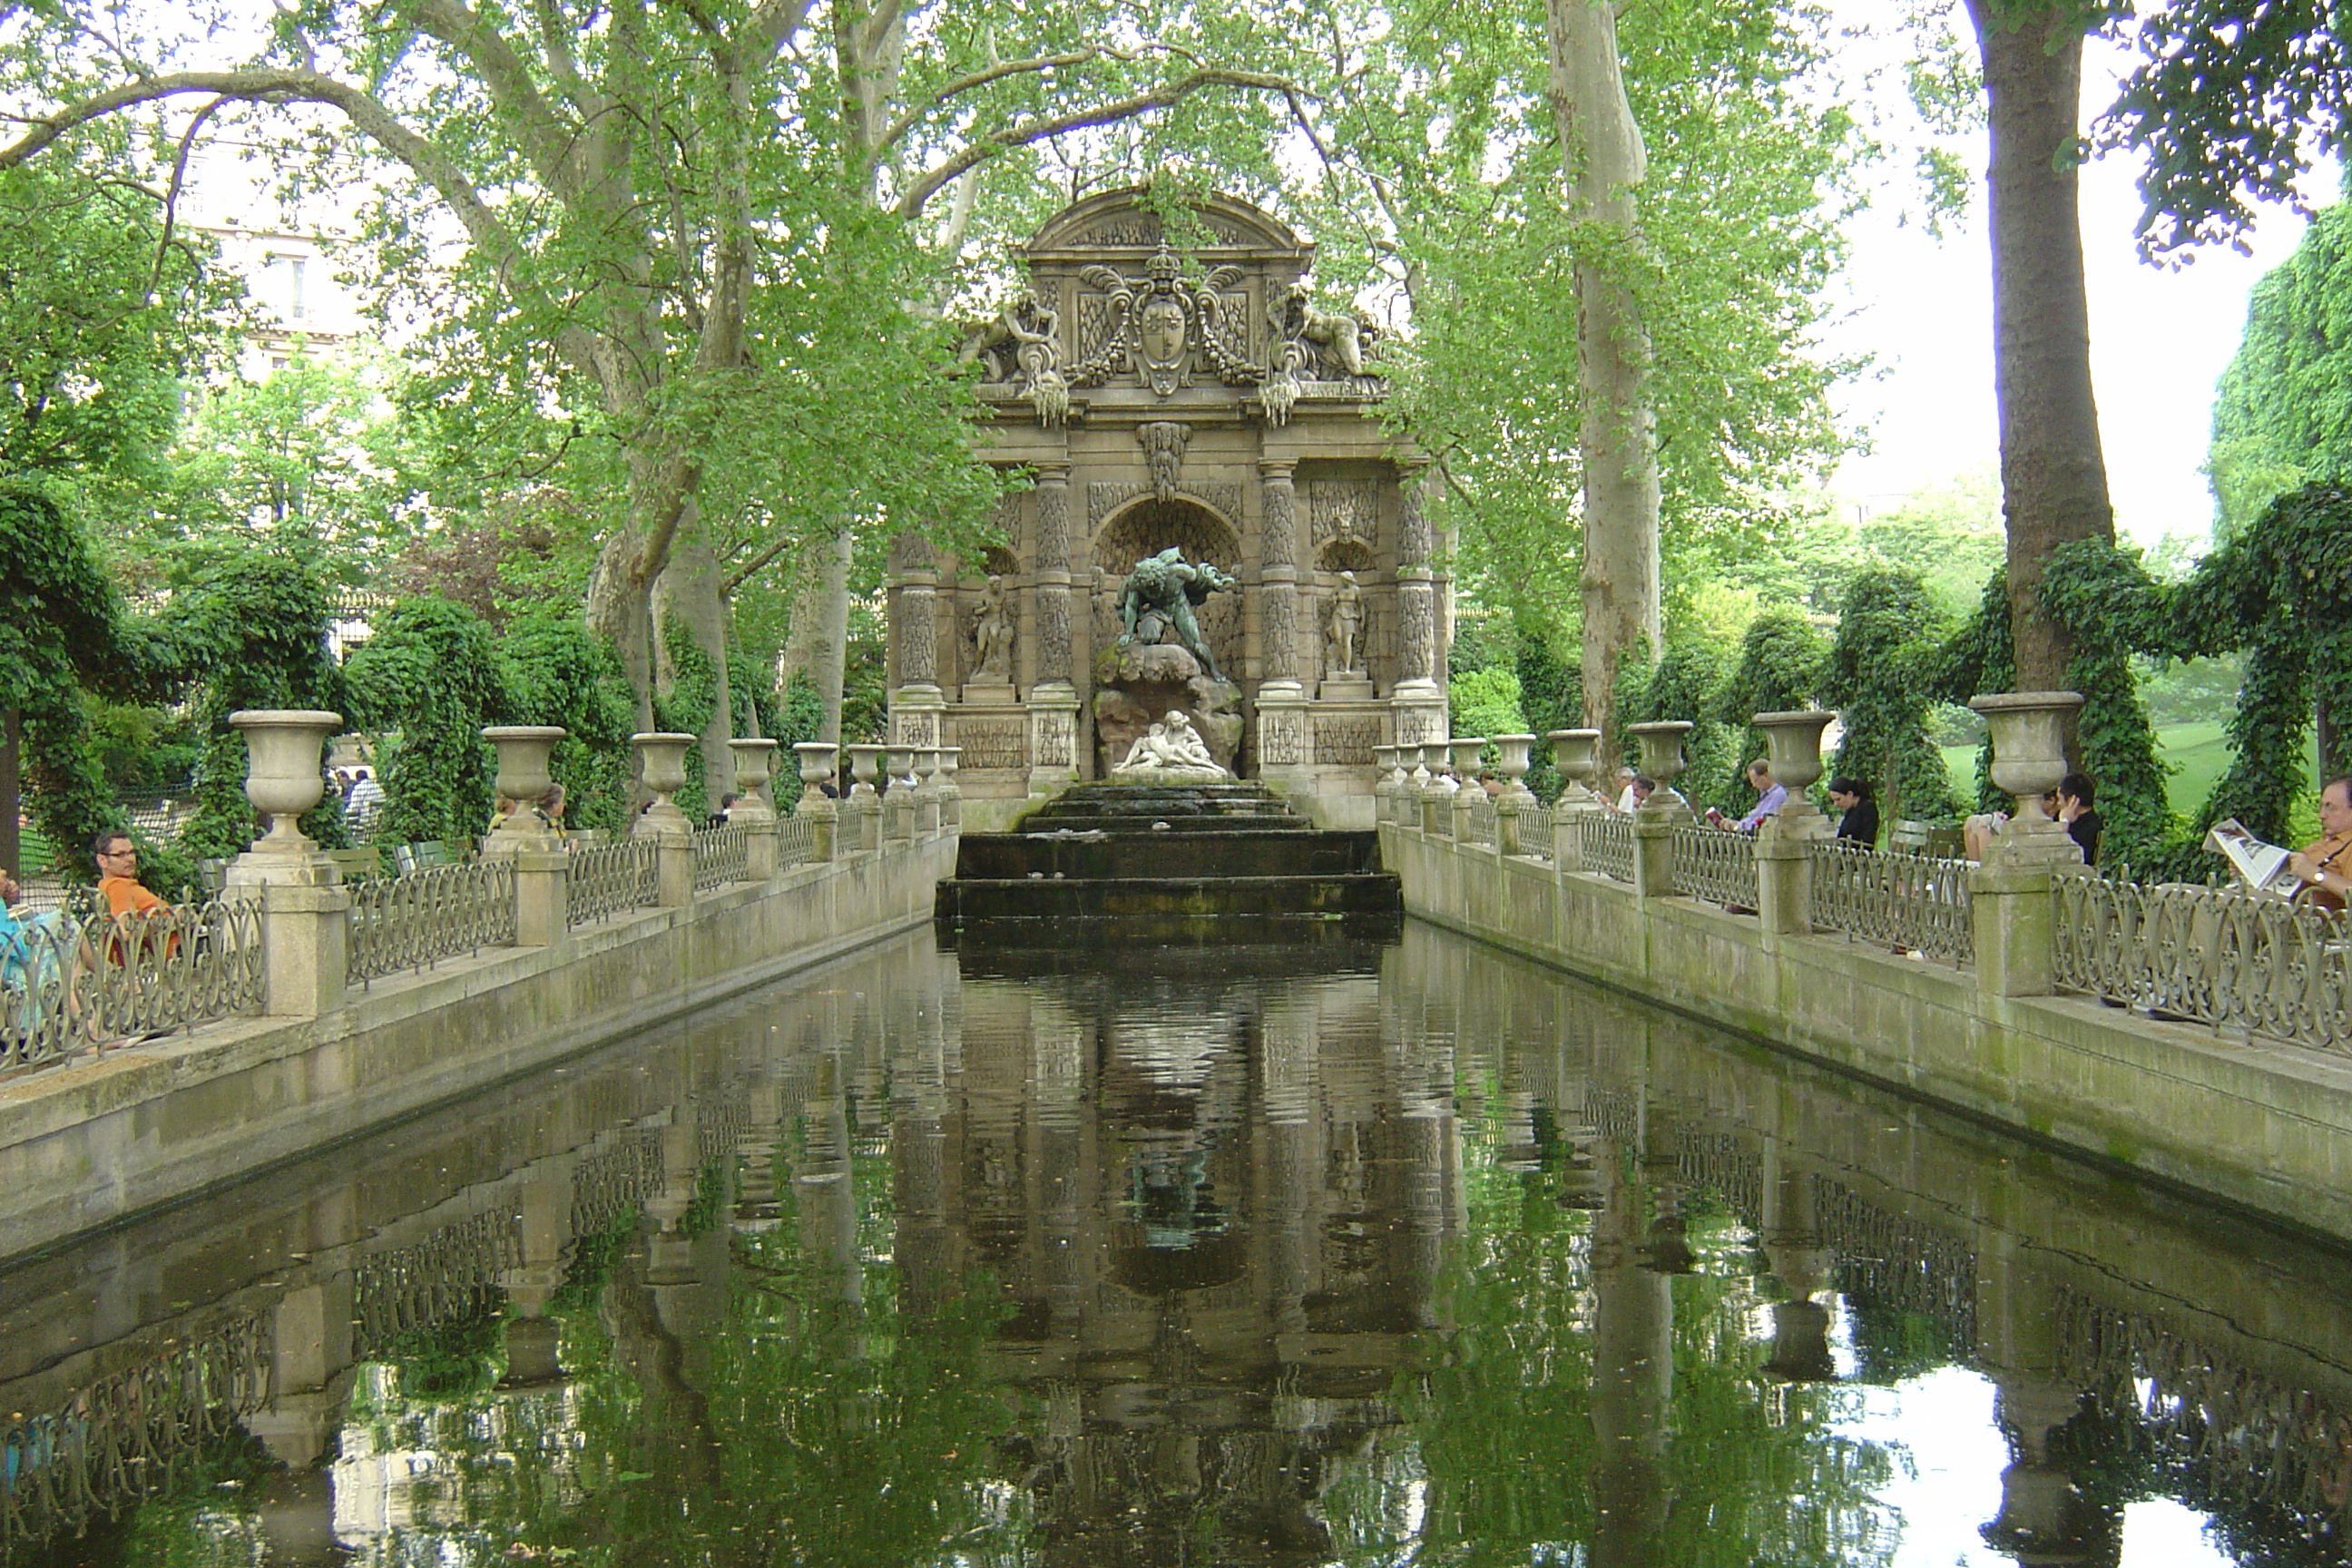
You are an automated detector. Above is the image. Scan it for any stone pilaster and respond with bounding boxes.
[510,848,570,946]
[1258,460,1301,685]
[1389,463,1447,748]
[1631,814,1676,899]
[1026,681,1082,794]
[1031,463,1075,689]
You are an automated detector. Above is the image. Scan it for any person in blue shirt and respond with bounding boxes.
[1708,760,1788,833]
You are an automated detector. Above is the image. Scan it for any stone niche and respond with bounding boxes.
[886,188,1451,828]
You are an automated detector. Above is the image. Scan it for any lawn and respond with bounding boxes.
[1941,720,2321,839]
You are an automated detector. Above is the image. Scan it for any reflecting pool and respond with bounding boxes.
[5,920,2352,1566]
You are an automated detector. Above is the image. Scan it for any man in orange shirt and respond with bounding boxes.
[2288,777,2352,914]
[93,831,166,919]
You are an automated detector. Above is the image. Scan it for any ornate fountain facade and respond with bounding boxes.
[886,189,1449,828]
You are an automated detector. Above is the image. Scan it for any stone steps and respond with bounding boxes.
[936,780,1402,932]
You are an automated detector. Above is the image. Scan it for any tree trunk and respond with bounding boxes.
[1966,1,2115,706]
[777,525,856,746]
[654,534,739,813]
[587,534,660,735]
[1546,0,1663,760]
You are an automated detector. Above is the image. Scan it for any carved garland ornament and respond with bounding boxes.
[1069,243,1261,397]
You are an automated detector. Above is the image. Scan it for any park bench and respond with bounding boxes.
[326,847,383,883]
[1889,819,1965,859]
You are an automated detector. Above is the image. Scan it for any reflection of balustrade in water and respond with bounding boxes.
[354,1210,526,1358]
[2054,874,2352,1053]
[1808,1174,1980,1354]
[1808,841,1975,965]
[0,1313,271,1553]
[2054,1286,2352,1545]
[348,859,518,985]
[1670,825,1760,910]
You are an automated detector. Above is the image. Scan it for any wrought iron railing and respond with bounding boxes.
[347,858,517,985]
[0,1311,271,1552]
[777,811,818,867]
[1464,798,1500,851]
[568,838,658,926]
[2054,874,2352,1053]
[1576,812,1638,883]
[692,821,750,891]
[1671,824,1759,909]
[1809,841,1975,965]
[1,896,265,1070]
[354,1208,525,1357]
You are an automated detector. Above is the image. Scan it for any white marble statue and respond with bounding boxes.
[1112,710,1230,782]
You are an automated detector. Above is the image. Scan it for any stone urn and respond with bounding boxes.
[482,725,568,838]
[1547,729,1605,808]
[1752,710,1836,838]
[1493,734,1538,805]
[886,747,914,790]
[230,710,344,851]
[1970,691,2084,862]
[936,747,963,830]
[729,739,782,820]
[846,744,886,801]
[792,742,838,807]
[1403,741,1433,791]
[631,732,697,835]
[1447,736,1487,781]
[1627,720,1695,814]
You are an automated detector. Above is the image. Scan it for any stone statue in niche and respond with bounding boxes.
[1325,571,1365,676]
[972,574,1015,681]
[1272,280,1381,379]
[1137,421,1189,503]
[1116,548,1234,681]
[1112,710,1230,783]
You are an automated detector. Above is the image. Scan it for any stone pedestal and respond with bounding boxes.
[1632,814,1677,899]
[1970,857,2078,997]
[653,830,694,907]
[1318,677,1375,701]
[1754,835,1813,937]
[259,882,351,1018]
[510,848,570,946]
[961,681,1018,704]
[1255,679,1311,791]
[1027,681,1082,794]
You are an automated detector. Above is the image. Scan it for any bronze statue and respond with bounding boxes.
[1117,548,1235,681]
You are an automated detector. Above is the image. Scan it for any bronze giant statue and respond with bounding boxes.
[1116,548,1235,681]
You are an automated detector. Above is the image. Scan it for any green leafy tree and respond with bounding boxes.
[1715,610,1826,780]
[2207,198,2352,542]
[1820,569,1960,828]
[344,597,510,845]
[501,610,639,836]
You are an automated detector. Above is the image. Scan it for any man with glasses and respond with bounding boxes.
[93,831,167,921]
[2288,777,2352,914]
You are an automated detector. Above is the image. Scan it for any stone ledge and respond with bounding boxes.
[1385,823,2352,1240]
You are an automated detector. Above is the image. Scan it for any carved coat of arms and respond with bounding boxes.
[1070,243,1259,397]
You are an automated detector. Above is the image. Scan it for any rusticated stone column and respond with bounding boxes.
[1026,464,1081,791]
[1389,464,1448,750]
[888,534,946,759]
[1258,460,1301,684]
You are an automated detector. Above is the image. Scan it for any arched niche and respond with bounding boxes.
[1090,495,1245,681]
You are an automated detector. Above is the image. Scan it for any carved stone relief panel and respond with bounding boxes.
[1307,479,1379,573]
[1259,706,1306,766]
[1312,714,1382,765]
[953,718,1028,771]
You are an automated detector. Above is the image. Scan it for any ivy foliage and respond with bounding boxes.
[654,616,720,815]
[503,609,639,837]
[1714,611,1826,783]
[1818,570,1959,829]
[1624,642,1741,814]
[160,549,351,868]
[0,485,141,877]
[344,598,511,846]
[2034,484,2352,848]
[2206,198,2352,541]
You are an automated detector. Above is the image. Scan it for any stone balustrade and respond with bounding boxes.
[0,723,961,1075]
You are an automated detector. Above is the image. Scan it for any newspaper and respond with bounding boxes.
[2205,818,2302,896]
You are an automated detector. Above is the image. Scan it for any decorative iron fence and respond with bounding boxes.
[1671,824,1759,910]
[777,811,818,868]
[347,858,517,985]
[1809,841,1976,965]
[1,896,265,1071]
[568,838,659,926]
[354,1208,525,1357]
[692,821,750,891]
[2054,874,2352,1053]
[1571,812,1638,883]
[1464,798,1500,851]
[0,1311,272,1552]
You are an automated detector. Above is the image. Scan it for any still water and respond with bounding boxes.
[5,921,2352,1567]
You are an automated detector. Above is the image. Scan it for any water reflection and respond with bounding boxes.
[4,923,2352,1565]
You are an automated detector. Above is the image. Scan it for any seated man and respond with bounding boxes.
[93,831,167,923]
[1708,760,1786,832]
[1610,768,1641,814]
[2288,775,2352,913]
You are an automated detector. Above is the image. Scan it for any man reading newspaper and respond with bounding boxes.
[2209,777,2352,911]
